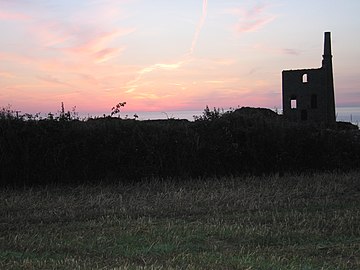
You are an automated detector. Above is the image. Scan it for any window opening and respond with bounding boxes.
[311,94,317,109]
[290,97,297,109]
[302,73,308,83]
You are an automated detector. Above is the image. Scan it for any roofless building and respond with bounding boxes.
[282,32,336,125]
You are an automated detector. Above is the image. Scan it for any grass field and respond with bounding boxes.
[1,173,360,269]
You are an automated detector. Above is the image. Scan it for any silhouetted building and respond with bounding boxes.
[282,32,336,125]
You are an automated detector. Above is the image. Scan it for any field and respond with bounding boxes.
[1,172,359,269]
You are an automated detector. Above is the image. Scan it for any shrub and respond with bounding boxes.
[0,106,359,186]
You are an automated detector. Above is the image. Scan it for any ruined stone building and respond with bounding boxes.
[282,32,336,125]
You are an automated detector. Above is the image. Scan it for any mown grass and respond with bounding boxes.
[1,173,359,269]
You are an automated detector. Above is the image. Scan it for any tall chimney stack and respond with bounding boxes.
[322,32,336,124]
[323,32,332,57]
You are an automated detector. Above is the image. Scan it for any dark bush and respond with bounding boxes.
[0,107,359,186]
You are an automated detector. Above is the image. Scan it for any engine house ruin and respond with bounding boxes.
[282,32,336,125]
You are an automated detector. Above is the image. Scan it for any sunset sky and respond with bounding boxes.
[1,0,359,114]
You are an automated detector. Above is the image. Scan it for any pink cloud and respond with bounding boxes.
[63,28,133,62]
[36,75,72,87]
[93,47,125,63]
[29,22,72,47]
[0,10,29,21]
[0,52,33,65]
[0,1,140,112]
[29,21,134,64]
[7,1,135,66]
[236,16,275,33]
[0,71,15,78]
[226,3,276,34]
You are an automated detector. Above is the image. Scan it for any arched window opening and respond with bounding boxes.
[302,73,308,83]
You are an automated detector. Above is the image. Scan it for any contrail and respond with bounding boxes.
[125,0,208,93]
[189,0,208,55]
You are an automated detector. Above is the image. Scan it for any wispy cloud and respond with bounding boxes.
[28,20,134,64]
[36,75,72,87]
[1,0,134,61]
[0,71,15,78]
[94,47,124,63]
[252,43,303,56]
[61,28,133,63]
[281,48,301,56]
[0,0,137,111]
[226,3,276,34]
[126,0,209,94]
[0,10,30,21]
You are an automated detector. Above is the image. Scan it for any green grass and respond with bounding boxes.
[1,173,359,269]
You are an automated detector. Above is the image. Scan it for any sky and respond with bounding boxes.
[0,0,359,114]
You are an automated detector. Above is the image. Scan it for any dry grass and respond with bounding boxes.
[1,172,360,269]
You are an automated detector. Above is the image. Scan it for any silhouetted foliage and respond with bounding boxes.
[0,106,359,186]
[111,102,127,117]
[193,105,223,121]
